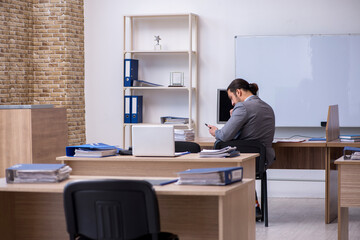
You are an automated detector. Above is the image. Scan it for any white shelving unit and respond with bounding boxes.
[122,13,198,147]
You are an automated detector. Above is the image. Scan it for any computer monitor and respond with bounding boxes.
[217,89,233,124]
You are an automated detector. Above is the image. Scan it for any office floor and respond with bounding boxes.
[256,198,360,240]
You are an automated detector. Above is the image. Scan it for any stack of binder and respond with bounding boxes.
[177,166,243,185]
[66,143,118,157]
[6,163,72,183]
[174,129,195,141]
[124,95,143,123]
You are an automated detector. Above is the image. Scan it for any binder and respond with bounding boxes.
[6,163,72,183]
[343,146,360,160]
[131,95,143,123]
[177,166,243,185]
[124,59,139,86]
[124,96,131,123]
[66,143,118,157]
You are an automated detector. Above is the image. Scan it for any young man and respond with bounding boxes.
[208,78,276,166]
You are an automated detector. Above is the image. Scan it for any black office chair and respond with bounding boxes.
[175,141,201,153]
[63,179,179,240]
[214,140,270,227]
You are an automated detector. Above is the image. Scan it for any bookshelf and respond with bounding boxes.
[122,13,198,147]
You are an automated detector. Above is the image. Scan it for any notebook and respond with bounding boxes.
[132,125,188,157]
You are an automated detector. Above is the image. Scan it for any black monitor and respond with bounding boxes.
[217,89,233,124]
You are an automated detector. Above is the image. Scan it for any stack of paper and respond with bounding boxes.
[177,166,243,185]
[174,129,195,141]
[199,146,240,158]
[6,164,72,183]
[340,135,360,142]
[74,148,117,157]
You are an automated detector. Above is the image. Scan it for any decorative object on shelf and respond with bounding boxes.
[154,35,162,50]
[169,72,184,87]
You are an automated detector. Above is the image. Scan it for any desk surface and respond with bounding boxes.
[0,175,253,196]
[335,156,360,165]
[195,137,327,148]
[327,139,360,148]
[57,153,259,163]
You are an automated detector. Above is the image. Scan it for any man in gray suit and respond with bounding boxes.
[208,78,276,167]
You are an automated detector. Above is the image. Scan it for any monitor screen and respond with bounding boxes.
[217,89,233,124]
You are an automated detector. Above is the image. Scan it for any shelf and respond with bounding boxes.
[124,123,192,127]
[122,13,198,148]
[124,87,194,90]
[124,50,196,54]
[124,13,198,18]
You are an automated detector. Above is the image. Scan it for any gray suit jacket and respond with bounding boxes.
[215,95,276,166]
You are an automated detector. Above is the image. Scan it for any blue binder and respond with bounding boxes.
[124,59,139,87]
[177,166,243,185]
[66,143,118,157]
[124,96,131,123]
[131,95,143,123]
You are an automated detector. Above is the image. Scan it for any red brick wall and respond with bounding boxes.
[0,0,85,145]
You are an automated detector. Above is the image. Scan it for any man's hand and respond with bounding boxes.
[208,124,218,137]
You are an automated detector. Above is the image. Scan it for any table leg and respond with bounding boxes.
[338,206,349,240]
[326,147,342,223]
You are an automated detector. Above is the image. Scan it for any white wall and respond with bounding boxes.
[84,0,360,197]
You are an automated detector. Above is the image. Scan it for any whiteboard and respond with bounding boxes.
[235,35,360,127]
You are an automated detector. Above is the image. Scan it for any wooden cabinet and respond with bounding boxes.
[0,106,68,177]
[122,13,198,147]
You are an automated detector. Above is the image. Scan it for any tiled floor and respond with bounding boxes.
[256,198,360,240]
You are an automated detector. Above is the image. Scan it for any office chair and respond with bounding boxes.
[63,179,179,240]
[175,141,201,153]
[214,139,270,227]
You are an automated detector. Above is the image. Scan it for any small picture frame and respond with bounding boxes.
[169,72,184,87]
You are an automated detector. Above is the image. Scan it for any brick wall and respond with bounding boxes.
[0,0,85,145]
[0,0,33,104]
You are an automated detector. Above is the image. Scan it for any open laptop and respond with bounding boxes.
[132,125,186,157]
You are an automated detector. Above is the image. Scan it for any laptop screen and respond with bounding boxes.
[132,125,176,157]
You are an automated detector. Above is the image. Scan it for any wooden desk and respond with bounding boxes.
[326,141,360,225]
[335,157,360,240]
[195,137,327,169]
[57,153,258,180]
[272,140,327,169]
[195,137,336,223]
[0,176,255,240]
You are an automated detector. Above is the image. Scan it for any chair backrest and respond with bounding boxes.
[175,141,201,153]
[63,179,160,240]
[214,140,267,177]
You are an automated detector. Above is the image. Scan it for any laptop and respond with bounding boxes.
[132,125,186,157]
